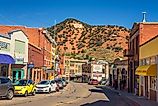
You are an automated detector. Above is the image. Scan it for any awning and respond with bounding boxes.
[135,64,157,76]
[0,54,15,64]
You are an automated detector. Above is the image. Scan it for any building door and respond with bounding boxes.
[12,71,17,83]
[12,69,24,83]
[145,76,148,97]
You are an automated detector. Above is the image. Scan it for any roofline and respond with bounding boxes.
[140,35,158,47]
[8,29,29,39]
[0,24,42,29]
[139,22,158,25]
[131,22,158,29]
[0,34,11,39]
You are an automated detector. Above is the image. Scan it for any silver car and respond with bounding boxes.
[0,76,14,100]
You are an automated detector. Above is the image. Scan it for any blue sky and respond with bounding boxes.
[0,0,157,28]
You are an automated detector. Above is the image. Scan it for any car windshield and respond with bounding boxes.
[55,79,62,83]
[38,81,49,85]
[16,80,27,86]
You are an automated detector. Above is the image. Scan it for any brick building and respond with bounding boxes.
[124,22,158,94]
[0,25,56,83]
[136,35,158,101]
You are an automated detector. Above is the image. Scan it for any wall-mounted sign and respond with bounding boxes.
[0,41,10,51]
[92,64,103,73]
[28,64,34,68]
[15,57,24,64]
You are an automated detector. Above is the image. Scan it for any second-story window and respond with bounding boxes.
[150,56,156,64]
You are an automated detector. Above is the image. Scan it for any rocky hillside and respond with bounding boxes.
[47,18,130,62]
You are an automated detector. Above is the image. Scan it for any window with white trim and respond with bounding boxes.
[150,56,156,64]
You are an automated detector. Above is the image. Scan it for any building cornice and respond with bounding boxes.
[29,42,41,50]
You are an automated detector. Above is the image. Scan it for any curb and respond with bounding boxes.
[125,96,140,106]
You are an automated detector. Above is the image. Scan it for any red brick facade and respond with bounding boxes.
[0,25,45,67]
[139,23,158,45]
[43,33,52,68]
[128,22,158,93]
[0,25,53,82]
[28,43,43,67]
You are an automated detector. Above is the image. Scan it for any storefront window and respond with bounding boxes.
[150,77,156,90]
[139,60,143,65]
[150,56,156,64]
[146,58,150,65]
[140,76,143,85]
[15,40,25,54]
[0,65,8,77]
[142,59,146,65]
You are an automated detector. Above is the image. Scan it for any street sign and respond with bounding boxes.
[28,64,34,68]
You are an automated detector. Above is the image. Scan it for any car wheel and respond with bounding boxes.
[32,90,36,96]
[56,87,59,92]
[24,91,28,97]
[48,88,51,94]
[6,90,14,100]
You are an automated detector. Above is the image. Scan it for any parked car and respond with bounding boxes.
[61,78,68,85]
[99,78,108,85]
[50,80,59,92]
[14,79,36,97]
[36,80,54,93]
[60,78,66,87]
[54,79,64,89]
[88,79,99,85]
[0,76,14,100]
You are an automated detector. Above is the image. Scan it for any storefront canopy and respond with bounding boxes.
[135,64,157,76]
[0,54,15,64]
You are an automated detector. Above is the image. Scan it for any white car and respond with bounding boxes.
[35,80,55,93]
[50,80,59,92]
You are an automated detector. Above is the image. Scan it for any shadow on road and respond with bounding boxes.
[84,85,139,106]
[88,88,104,93]
[80,100,109,106]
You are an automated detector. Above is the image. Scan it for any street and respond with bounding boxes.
[0,82,139,106]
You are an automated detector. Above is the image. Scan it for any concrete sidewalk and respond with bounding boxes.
[106,86,158,106]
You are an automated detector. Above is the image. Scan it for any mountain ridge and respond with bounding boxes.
[47,18,130,62]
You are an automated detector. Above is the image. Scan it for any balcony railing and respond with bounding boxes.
[123,49,134,57]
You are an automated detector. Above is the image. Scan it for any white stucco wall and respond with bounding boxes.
[0,36,11,56]
[10,30,28,63]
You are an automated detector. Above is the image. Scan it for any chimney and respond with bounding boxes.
[142,12,147,22]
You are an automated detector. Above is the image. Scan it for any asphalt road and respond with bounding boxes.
[0,82,139,106]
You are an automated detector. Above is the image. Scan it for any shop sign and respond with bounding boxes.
[15,57,24,64]
[28,64,34,68]
[93,64,103,73]
[0,41,10,51]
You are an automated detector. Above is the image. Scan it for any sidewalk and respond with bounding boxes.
[106,86,158,106]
